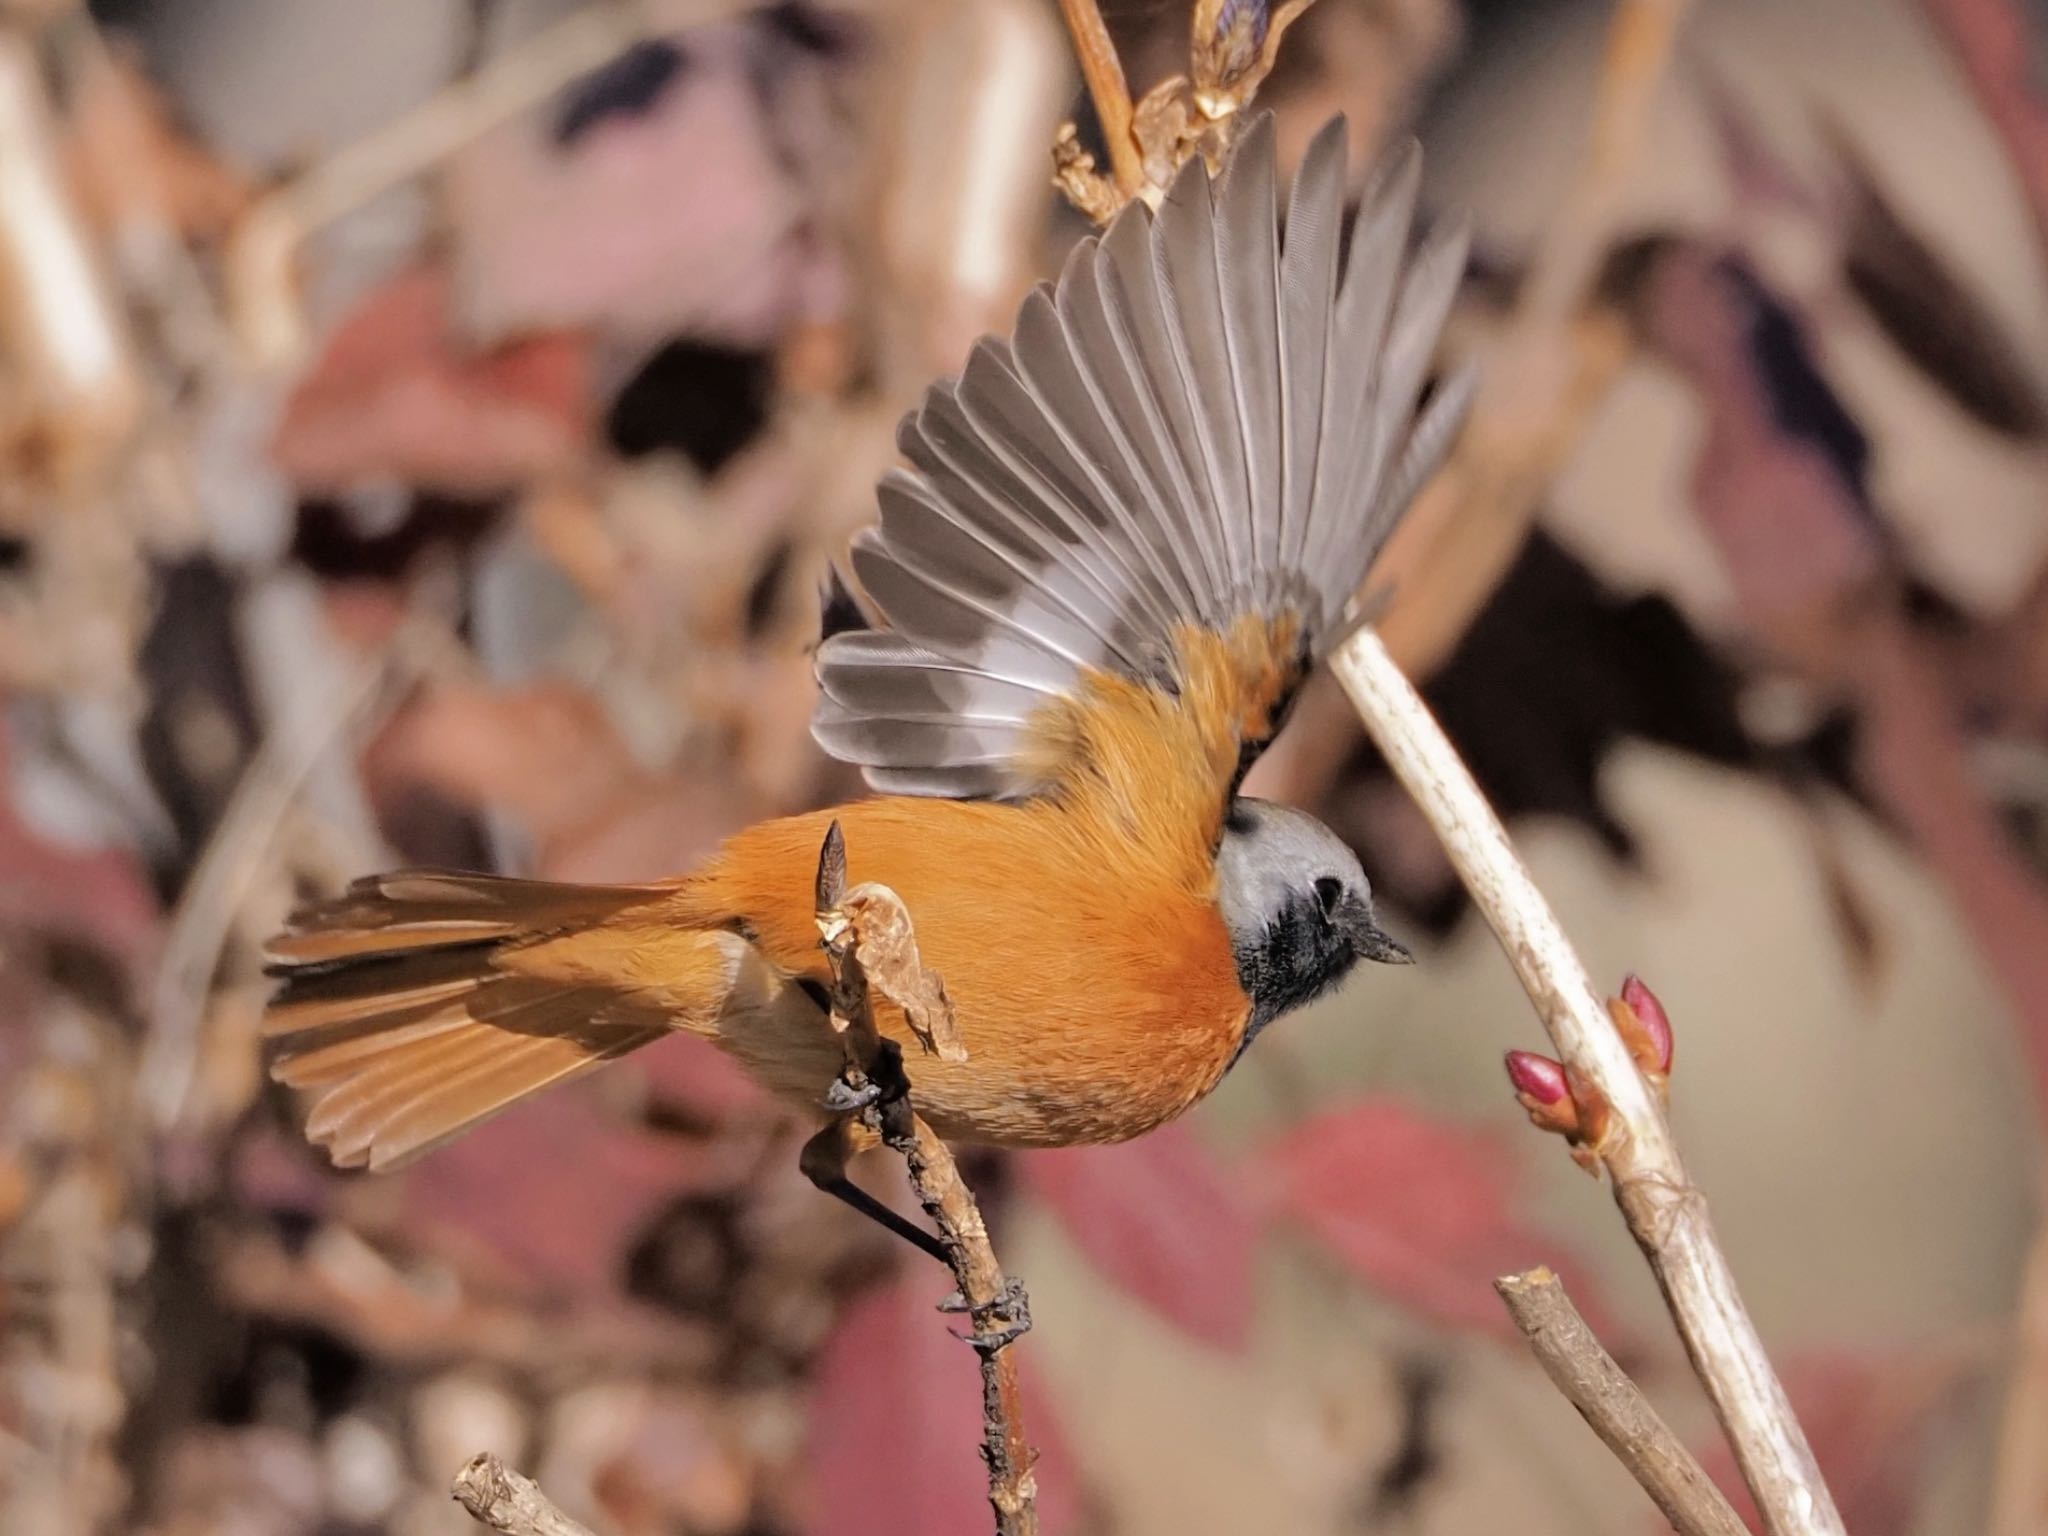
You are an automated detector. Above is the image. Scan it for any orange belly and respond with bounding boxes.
[667,797,1255,1147]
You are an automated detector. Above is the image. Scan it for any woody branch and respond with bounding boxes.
[1035,0,1839,1524]
[814,822,1039,1536]
[452,1454,600,1536]
[1328,628,1842,1536]
[1494,1268,1749,1536]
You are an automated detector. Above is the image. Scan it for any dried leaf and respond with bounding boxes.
[1637,246,1884,648]
[1190,0,1320,109]
[1694,66,1825,221]
[1824,115,2048,441]
[63,41,249,245]
[1262,1098,1616,1338]
[401,1090,721,1297]
[814,819,847,911]
[0,727,159,973]
[584,1387,752,1536]
[446,17,850,349]
[272,264,591,496]
[366,680,651,853]
[1019,1122,1257,1349]
[536,772,760,886]
[1323,529,1776,937]
[630,1033,771,1122]
[841,883,965,1062]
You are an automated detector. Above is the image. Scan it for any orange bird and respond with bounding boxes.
[264,116,1472,1250]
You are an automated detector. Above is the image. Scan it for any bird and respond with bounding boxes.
[263,114,1473,1249]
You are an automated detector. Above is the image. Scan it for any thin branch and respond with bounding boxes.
[1372,0,1691,681]
[1328,627,1841,1536]
[1912,0,2048,268]
[452,1453,602,1536]
[815,823,1037,1536]
[0,27,142,485]
[140,593,450,1139]
[1031,4,1823,1526]
[1056,0,1142,196]
[1495,1267,1750,1536]
[1990,1231,2048,1536]
[226,0,752,367]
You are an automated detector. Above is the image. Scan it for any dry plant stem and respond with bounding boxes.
[815,825,1037,1536]
[881,1098,1036,1533]
[140,600,447,1138]
[1057,0,1143,195]
[1989,1230,2048,1536]
[1329,627,1842,1536]
[1375,0,1690,679]
[229,0,749,365]
[1913,0,2048,264]
[1496,1268,1749,1536]
[452,1453,601,1536]
[0,27,141,478]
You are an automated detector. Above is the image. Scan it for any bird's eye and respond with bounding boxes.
[1313,876,1343,917]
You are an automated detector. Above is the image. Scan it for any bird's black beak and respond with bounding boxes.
[1343,898,1414,966]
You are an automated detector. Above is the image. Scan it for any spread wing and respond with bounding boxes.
[813,113,1472,806]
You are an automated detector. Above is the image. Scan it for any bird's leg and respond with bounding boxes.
[799,1107,951,1267]
[819,1075,881,1114]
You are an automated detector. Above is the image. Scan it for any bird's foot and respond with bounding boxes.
[821,1074,880,1114]
[938,1277,1033,1351]
[823,1038,913,1118]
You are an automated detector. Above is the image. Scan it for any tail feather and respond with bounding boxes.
[265,869,681,1171]
[267,869,645,964]
[263,945,501,1036]
[333,1024,661,1170]
[270,1008,471,1089]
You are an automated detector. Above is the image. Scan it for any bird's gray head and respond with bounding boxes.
[1215,799,1411,1053]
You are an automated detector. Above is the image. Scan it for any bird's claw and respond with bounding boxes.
[822,1075,881,1114]
[824,1039,915,1118]
[937,1277,1033,1351]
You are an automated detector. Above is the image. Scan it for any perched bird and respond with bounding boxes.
[264,116,1472,1238]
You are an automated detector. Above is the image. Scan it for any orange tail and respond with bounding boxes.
[264,871,679,1171]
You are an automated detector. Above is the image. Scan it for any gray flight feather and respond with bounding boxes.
[815,114,1474,799]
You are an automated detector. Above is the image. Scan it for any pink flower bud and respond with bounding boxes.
[1619,974,1674,1075]
[1504,1049,1582,1141]
[1504,1049,1569,1105]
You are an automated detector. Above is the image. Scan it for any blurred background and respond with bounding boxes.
[2,0,2046,1531]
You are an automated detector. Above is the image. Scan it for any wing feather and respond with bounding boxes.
[817,115,1473,805]
[1215,114,1285,607]
[1302,141,1419,595]
[1276,118,1347,588]
[1152,156,1255,601]
[901,384,1156,639]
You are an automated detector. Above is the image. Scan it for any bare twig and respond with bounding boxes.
[1035,5,1825,1527]
[1329,627,1841,1536]
[1990,1231,2048,1536]
[0,990,136,1536]
[452,1453,602,1536]
[140,591,450,1141]
[814,823,1037,1536]
[1056,0,1142,196]
[1496,1268,1750,1536]
[1373,0,1690,680]
[1913,0,2048,266]
[0,26,141,492]
[226,0,754,366]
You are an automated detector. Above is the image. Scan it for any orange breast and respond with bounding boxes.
[666,796,1254,1147]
